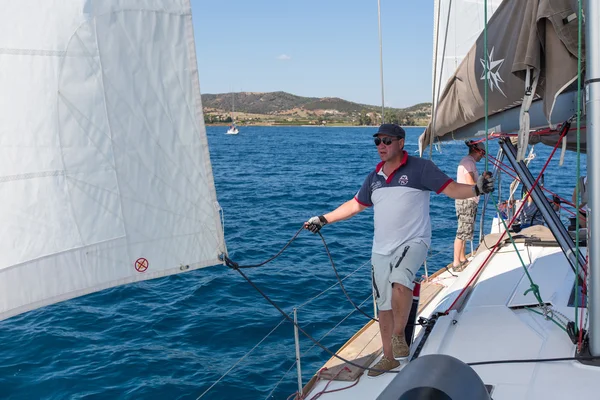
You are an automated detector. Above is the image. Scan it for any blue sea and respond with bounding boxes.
[0,126,587,399]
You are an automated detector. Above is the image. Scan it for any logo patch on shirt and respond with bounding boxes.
[371,181,383,191]
[399,175,409,185]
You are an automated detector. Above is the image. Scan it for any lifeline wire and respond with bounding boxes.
[317,231,378,323]
[226,253,600,379]
[227,225,379,322]
[225,257,399,375]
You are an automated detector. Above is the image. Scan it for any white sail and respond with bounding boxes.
[0,0,226,321]
[432,0,504,105]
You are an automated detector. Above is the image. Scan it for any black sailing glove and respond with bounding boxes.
[474,171,494,196]
[305,215,328,233]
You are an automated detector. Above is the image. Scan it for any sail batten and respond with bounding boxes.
[1,0,226,321]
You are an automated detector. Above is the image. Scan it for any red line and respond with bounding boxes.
[436,178,453,194]
[444,122,584,314]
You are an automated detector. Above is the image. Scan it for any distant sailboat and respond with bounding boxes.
[226,92,239,134]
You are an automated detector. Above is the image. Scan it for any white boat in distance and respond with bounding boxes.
[226,125,239,135]
[226,91,239,134]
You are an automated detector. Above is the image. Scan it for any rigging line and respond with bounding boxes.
[430,0,453,158]
[446,123,573,313]
[234,227,304,269]
[229,225,380,322]
[443,265,458,278]
[484,0,489,172]
[429,0,442,160]
[377,0,385,123]
[574,0,583,339]
[265,360,298,400]
[524,307,568,333]
[468,355,600,366]
[267,294,373,400]
[196,317,287,400]
[300,295,373,354]
[487,156,578,211]
[230,226,420,325]
[580,261,589,352]
[226,260,400,375]
[307,369,361,400]
[426,241,456,259]
[296,260,370,310]
[317,232,378,322]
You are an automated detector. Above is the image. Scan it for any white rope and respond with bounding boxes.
[517,68,540,161]
[559,136,567,166]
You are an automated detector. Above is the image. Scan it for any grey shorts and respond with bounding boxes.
[456,199,478,241]
[371,240,428,311]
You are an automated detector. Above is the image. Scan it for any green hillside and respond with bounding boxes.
[201,91,431,126]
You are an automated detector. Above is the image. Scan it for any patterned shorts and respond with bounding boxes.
[455,199,478,241]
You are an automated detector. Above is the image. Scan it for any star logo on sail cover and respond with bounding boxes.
[480,47,506,97]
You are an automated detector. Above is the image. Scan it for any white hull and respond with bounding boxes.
[304,226,592,399]
[226,128,239,135]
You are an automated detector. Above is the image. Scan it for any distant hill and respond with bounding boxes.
[201,91,431,126]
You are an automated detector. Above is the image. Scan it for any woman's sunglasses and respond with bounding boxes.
[374,137,400,146]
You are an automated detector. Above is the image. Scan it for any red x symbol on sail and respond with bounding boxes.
[135,258,149,272]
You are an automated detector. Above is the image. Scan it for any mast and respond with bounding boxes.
[377,0,385,123]
[586,0,600,356]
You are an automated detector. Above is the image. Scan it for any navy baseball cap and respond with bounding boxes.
[373,123,405,139]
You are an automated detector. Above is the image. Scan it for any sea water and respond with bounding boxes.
[0,126,587,399]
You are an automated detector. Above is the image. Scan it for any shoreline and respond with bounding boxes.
[206,124,427,128]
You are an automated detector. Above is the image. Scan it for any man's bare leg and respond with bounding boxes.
[379,310,394,360]
[460,240,468,262]
[391,283,412,336]
[453,237,465,266]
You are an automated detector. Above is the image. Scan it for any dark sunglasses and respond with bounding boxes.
[374,137,400,146]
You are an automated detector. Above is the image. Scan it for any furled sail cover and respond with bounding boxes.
[0,0,226,321]
[422,0,583,149]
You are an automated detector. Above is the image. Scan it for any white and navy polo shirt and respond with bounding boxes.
[354,151,452,255]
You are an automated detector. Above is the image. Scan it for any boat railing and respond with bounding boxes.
[199,241,457,399]
[196,259,371,399]
[269,293,373,400]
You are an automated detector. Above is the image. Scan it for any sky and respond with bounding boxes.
[191,1,434,109]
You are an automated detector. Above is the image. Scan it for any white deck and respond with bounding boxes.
[304,234,593,399]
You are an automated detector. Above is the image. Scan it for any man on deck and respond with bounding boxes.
[305,123,494,376]
[453,141,486,271]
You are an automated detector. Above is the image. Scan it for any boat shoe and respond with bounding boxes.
[367,356,400,377]
[392,334,410,358]
[452,260,469,272]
